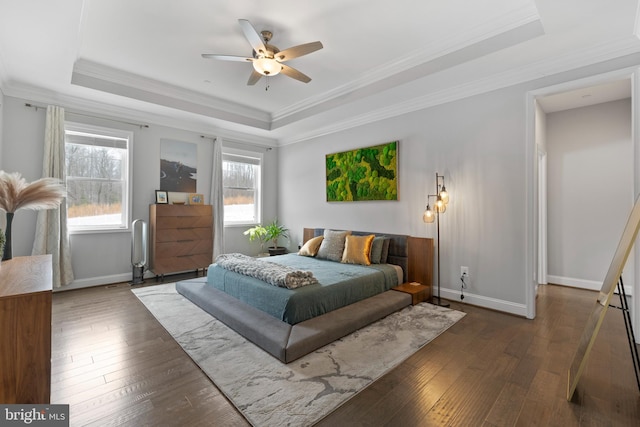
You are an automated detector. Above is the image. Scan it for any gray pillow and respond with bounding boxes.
[370,236,387,264]
[380,238,391,264]
[316,229,351,262]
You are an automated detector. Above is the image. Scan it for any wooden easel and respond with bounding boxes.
[567,195,640,400]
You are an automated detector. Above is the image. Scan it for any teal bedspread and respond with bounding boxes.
[206,253,400,325]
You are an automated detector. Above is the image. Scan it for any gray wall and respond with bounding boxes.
[279,84,529,311]
[0,95,278,288]
[547,99,633,288]
[278,69,639,316]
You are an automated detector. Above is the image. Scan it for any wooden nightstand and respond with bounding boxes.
[392,282,429,305]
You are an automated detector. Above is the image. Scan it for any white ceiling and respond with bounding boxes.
[0,0,639,145]
[537,79,631,113]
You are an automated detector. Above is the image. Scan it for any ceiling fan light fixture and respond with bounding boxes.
[201,19,322,85]
[253,57,282,76]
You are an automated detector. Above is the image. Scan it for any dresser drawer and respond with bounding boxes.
[155,215,212,229]
[155,240,213,258]
[156,227,212,243]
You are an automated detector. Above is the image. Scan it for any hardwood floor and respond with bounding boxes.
[51,281,640,426]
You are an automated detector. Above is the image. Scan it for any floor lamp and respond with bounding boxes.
[423,172,450,307]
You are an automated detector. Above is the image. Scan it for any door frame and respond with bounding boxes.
[525,67,639,336]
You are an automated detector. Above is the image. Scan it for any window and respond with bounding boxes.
[64,122,132,232]
[222,149,262,225]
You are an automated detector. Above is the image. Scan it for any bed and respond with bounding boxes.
[176,228,433,363]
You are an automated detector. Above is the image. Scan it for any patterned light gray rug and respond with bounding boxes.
[132,283,465,427]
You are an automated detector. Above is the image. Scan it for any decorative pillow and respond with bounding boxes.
[316,229,351,262]
[298,236,324,257]
[380,238,391,264]
[342,234,375,265]
[369,236,387,264]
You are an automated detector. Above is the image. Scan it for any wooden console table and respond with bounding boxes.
[0,255,52,404]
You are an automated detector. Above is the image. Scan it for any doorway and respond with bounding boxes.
[527,68,639,340]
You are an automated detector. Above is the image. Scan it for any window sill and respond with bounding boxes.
[69,227,131,236]
[224,223,259,229]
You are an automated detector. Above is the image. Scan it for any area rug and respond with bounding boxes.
[132,283,465,426]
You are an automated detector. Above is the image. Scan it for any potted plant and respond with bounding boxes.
[264,219,289,256]
[0,171,66,260]
[243,224,268,255]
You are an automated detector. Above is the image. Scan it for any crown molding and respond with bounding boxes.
[279,35,640,146]
[71,59,272,130]
[272,4,542,123]
[1,81,278,147]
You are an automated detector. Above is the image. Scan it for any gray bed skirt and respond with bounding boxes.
[176,278,411,363]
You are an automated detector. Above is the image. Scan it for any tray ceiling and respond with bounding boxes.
[0,0,638,145]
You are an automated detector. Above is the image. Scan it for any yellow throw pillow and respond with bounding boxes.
[298,236,324,257]
[341,234,375,265]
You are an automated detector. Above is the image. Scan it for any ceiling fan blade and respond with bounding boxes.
[280,64,311,83]
[275,41,323,62]
[247,70,262,85]
[201,54,253,62]
[238,19,267,55]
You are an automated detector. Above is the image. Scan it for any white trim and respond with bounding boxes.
[280,36,640,146]
[65,121,134,234]
[222,147,263,226]
[55,272,132,291]
[525,90,537,319]
[440,287,528,317]
[538,149,548,286]
[71,59,271,126]
[2,81,278,148]
[547,275,633,297]
[547,275,603,291]
[273,5,542,122]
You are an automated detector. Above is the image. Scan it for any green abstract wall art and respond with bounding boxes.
[326,141,398,202]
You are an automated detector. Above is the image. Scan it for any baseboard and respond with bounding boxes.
[547,275,633,296]
[547,275,601,290]
[56,272,133,292]
[55,269,188,292]
[438,287,528,317]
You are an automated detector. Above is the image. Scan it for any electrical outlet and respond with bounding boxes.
[460,266,469,278]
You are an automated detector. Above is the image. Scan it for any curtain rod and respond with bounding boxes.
[24,103,149,129]
[200,135,273,151]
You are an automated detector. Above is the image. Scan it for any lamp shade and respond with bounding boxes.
[253,58,282,76]
[435,197,446,213]
[439,186,449,204]
[423,206,435,223]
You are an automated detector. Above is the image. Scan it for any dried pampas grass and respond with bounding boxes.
[0,171,66,213]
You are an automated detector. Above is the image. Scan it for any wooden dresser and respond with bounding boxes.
[149,204,213,277]
[0,255,52,404]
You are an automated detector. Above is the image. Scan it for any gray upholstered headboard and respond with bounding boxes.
[310,228,409,282]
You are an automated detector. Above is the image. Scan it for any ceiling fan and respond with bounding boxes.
[202,19,323,86]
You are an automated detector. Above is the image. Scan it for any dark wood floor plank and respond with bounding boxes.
[51,281,640,426]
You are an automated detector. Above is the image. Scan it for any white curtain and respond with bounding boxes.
[210,137,225,259]
[32,105,74,287]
